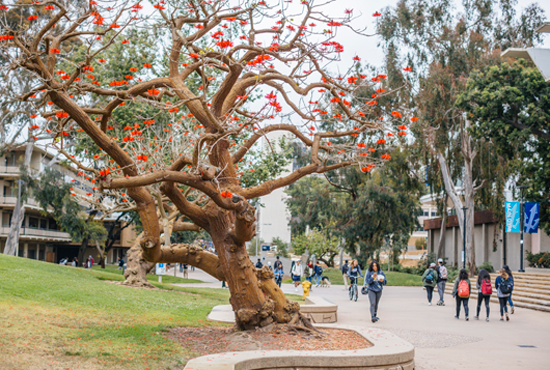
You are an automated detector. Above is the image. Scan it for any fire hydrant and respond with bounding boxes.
[302,280,312,299]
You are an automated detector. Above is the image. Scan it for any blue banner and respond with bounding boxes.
[505,202,521,233]
[524,202,540,233]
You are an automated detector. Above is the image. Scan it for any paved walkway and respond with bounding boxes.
[173,270,550,369]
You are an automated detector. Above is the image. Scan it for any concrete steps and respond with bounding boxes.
[443,272,550,313]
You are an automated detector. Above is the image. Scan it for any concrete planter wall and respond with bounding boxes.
[184,320,414,370]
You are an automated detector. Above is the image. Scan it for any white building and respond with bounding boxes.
[257,131,292,245]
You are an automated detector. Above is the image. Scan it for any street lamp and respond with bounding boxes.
[462,206,468,269]
[518,186,528,272]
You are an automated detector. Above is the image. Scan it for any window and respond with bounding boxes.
[49,219,58,230]
[40,219,47,229]
[431,211,436,217]
[423,211,429,216]
[29,217,39,228]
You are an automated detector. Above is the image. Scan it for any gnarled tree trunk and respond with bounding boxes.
[123,234,155,287]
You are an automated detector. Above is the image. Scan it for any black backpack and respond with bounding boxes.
[425,270,434,284]
[499,278,512,294]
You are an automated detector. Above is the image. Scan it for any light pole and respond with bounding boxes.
[462,206,468,269]
[518,186,528,272]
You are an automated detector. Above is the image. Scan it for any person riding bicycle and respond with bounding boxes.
[348,259,363,287]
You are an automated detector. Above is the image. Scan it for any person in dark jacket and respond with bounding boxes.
[503,265,515,314]
[421,263,438,306]
[452,269,471,320]
[255,259,263,269]
[475,269,492,321]
[341,260,350,290]
[495,269,512,321]
[314,261,323,287]
[364,261,386,323]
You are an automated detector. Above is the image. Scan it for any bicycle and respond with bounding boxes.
[349,275,360,301]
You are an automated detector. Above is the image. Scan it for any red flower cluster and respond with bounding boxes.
[221,191,233,198]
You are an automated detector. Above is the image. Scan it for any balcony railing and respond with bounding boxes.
[0,196,41,207]
[0,226,72,241]
[0,166,21,175]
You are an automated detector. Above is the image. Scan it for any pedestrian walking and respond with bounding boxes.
[291,260,303,292]
[495,269,513,321]
[475,269,492,321]
[183,264,188,278]
[452,269,471,320]
[118,257,124,270]
[503,265,515,314]
[364,261,386,323]
[435,258,447,306]
[274,264,284,288]
[273,256,283,271]
[255,258,263,269]
[421,262,438,306]
[341,260,350,290]
[72,257,79,267]
[84,257,89,268]
[267,261,273,271]
[306,261,314,285]
[314,261,323,287]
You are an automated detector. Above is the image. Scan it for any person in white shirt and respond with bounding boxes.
[291,260,303,292]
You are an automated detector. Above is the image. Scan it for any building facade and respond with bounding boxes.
[424,210,550,271]
[0,146,136,264]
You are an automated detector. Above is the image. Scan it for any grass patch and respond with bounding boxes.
[0,254,229,370]
[0,255,305,370]
[283,268,422,287]
[91,264,204,284]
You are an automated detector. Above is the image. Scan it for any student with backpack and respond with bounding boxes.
[503,265,515,314]
[436,258,448,306]
[475,269,492,321]
[495,269,513,321]
[421,263,438,305]
[314,261,323,287]
[452,269,471,320]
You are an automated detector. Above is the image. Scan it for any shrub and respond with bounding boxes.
[415,238,427,250]
[527,252,550,268]
[478,262,494,273]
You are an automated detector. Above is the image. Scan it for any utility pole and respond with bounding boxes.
[462,206,468,269]
[518,186,527,272]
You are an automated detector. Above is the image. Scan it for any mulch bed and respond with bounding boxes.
[168,326,372,357]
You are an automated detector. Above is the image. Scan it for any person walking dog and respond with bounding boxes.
[364,261,386,323]
[422,263,438,306]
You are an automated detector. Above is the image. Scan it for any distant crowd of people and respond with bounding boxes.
[421,259,515,321]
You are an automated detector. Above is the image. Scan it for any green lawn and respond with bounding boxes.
[0,255,298,370]
[284,267,422,287]
[91,264,204,284]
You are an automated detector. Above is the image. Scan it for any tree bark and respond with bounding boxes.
[123,234,155,287]
[77,237,90,267]
[4,142,33,256]
[437,194,449,259]
[437,120,478,275]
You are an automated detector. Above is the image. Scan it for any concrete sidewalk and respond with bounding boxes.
[172,271,550,369]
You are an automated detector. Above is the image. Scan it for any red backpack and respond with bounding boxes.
[481,279,493,295]
[458,280,470,298]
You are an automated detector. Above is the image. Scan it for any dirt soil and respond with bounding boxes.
[168,326,372,358]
